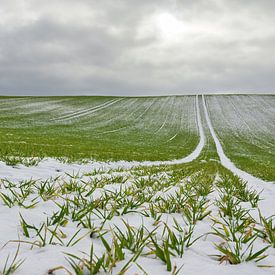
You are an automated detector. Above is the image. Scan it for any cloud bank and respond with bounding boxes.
[0,0,274,95]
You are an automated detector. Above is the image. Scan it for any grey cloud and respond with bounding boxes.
[0,0,274,95]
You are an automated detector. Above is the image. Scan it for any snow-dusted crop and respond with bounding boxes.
[0,95,274,275]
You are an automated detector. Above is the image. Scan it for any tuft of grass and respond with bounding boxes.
[255,213,275,248]
[1,243,25,275]
[211,216,270,264]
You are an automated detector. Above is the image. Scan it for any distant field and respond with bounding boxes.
[206,95,275,181]
[0,96,199,161]
[0,95,274,181]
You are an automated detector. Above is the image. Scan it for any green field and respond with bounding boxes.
[206,95,275,181]
[0,95,274,181]
[0,96,199,162]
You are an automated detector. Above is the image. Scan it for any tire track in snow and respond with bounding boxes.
[176,96,194,147]
[164,96,197,148]
[202,95,259,180]
[163,97,188,143]
[93,95,203,165]
[96,95,204,165]
[202,95,275,216]
[53,98,123,122]
[77,98,141,131]
[95,98,158,135]
[202,95,273,182]
[167,133,178,142]
[1,96,205,177]
[0,97,34,109]
[154,99,173,134]
[131,94,205,166]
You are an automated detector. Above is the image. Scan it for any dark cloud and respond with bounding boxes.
[0,0,274,95]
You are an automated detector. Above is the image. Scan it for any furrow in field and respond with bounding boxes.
[140,94,205,166]
[245,95,275,132]
[53,99,111,120]
[167,133,178,141]
[0,98,66,115]
[85,97,157,134]
[164,99,182,142]
[225,96,272,149]
[139,98,157,118]
[92,97,171,136]
[94,96,195,148]
[53,98,123,121]
[158,96,195,148]
[0,97,36,109]
[133,96,175,135]
[0,95,201,164]
[87,98,143,133]
[228,96,274,148]
[154,113,169,133]
[154,97,174,134]
[246,96,275,148]
[174,96,195,148]
[0,95,205,171]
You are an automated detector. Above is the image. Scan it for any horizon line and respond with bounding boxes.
[0,92,275,97]
[0,90,275,97]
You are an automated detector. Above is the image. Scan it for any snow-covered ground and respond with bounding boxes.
[202,95,275,217]
[0,95,274,275]
[205,95,275,180]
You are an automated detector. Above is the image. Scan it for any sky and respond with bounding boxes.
[0,0,275,96]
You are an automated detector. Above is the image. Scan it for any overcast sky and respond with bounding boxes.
[0,0,275,96]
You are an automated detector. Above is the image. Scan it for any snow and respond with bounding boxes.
[0,95,204,175]
[0,95,274,275]
[206,95,275,150]
[202,95,275,217]
[54,98,124,122]
[0,159,274,274]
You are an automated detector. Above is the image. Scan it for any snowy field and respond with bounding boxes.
[0,95,274,275]
[206,95,275,181]
[0,96,199,162]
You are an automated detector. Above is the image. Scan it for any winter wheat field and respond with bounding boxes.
[0,94,274,275]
